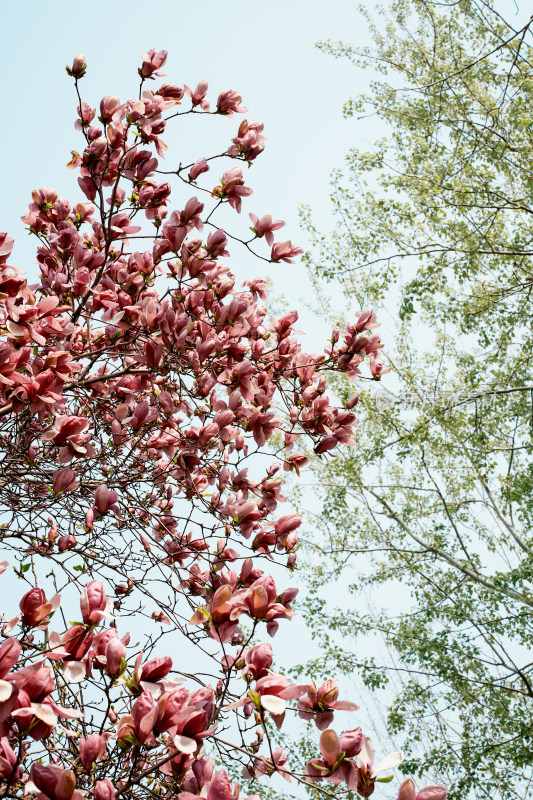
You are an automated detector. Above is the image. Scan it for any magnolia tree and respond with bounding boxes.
[0,50,445,800]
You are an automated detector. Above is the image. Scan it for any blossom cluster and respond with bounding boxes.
[0,49,446,800]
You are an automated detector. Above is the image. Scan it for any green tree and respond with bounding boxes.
[295,2,533,798]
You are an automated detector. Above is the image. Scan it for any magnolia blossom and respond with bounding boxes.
[0,44,423,800]
[298,679,359,729]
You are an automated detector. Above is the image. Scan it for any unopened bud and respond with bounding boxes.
[67,54,87,79]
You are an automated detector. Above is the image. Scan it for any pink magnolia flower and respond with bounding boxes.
[179,768,259,800]
[41,415,94,463]
[131,653,174,694]
[94,781,115,800]
[157,83,184,103]
[188,158,209,182]
[0,737,19,779]
[80,580,112,626]
[29,763,84,800]
[270,240,303,264]
[216,90,247,117]
[152,610,171,624]
[355,736,404,798]
[105,636,126,676]
[249,213,284,246]
[93,485,120,515]
[66,54,86,79]
[241,643,273,681]
[244,747,291,782]
[46,625,94,682]
[19,587,61,627]
[52,468,79,495]
[298,679,359,729]
[99,95,121,125]
[306,727,363,788]
[185,80,209,110]
[140,48,168,78]
[57,534,77,552]
[227,672,309,727]
[79,733,107,771]
[212,168,252,213]
[354,308,380,332]
[283,452,309,475]
[229,120,265,161]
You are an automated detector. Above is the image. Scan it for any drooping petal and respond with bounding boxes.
[373,750,404,776]
[260,694,286,715]
[173,734,197,754]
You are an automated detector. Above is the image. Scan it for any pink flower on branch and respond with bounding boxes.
[140,49,168,79]
[270,239,303,263]
[212,167,253,213]
[216,90,248,117]
[298,679,359,730]
[249,213,284,246]
[0,44,426,800]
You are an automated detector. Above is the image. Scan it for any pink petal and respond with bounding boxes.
[0,680,12,701]
[260,695,286,715]
[63,661,86,683]
[331,700,360,711]
[374,750,404,776]
[173,734,197,754]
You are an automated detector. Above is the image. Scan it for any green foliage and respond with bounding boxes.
[296,1,533,798]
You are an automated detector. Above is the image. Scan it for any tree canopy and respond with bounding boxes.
[296,2,533,798]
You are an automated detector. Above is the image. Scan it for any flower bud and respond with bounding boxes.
[57,534,77,552]
[66,54,87,79]
[94,779,115,800]
[80,581,109,626]
[79,733,104,771]
[397,779,416,800]
[105,637,126,676]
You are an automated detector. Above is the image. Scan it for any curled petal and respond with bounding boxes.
[173,734,197,754]
[260,694,286,715]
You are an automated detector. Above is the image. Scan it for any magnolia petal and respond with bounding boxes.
[280,683,311,700]
[331,700,360,711]
[174,734,197,754]
[140,680,164,697]
[49,593,62,611]
[51,704,83,720]
[358,736,375,771]
[6,320,26,337]
[223,697,246,710]
[63,661,86,683]
[260,694,286,715]
[28,702,57,726]
[0,561,8,575]
[2,614,21,633]
[46,631,71,659]
[0,679,12,701]
[374,750,404,776]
